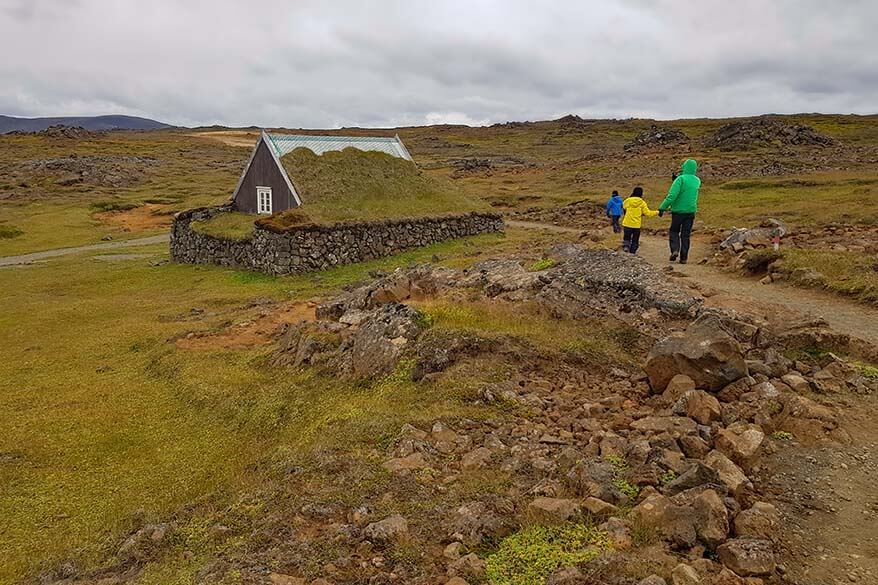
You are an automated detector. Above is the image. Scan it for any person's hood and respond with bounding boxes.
[612,194,622,199]
[681,159,698,175]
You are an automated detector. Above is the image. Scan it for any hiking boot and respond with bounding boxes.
[669,253,677,262]
[679,258,688,265]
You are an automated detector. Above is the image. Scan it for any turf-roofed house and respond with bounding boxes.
[231,131,414,214]
[170,130,503,274]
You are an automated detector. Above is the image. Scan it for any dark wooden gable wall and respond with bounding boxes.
[233,139,298,214]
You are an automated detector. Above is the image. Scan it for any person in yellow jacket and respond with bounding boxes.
[621,186,658,254]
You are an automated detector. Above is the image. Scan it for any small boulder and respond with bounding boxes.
[663,374,697,401]
[631,494,697,549]
[704,450,751,497]
[645,317,748,393]
[527,497,581,524]
[602,516,633,549]
[447,553,486,580]
[671,563,701,585]
[448,502,509,547]
[717,377,754,403]
[582,496,619,517]
[733,502,781,540]
[639,576,668,585]
[674,390,722,425]
[716,538,775,576]
[679,435,712,459]
[631,416,698,436]
[364,515,408,544]
[692,489,729,549]
[460,447,493,471]
[349,304,423,378]
[664,462,721,496]
[715,423,765,471]
[383,452,428,473]
[546,567,584,585]
[566,460,623,503]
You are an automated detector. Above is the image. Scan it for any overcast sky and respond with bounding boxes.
[2,0,876,128]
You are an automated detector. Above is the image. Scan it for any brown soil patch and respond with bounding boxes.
[96,204,173,232]
[176,302,316,351]
[190,130,259,149]
[764,393,878,585]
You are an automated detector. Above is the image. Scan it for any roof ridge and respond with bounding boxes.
[264,132,413,161]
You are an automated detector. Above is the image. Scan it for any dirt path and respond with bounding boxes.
[763,401,878,585]
[0,234,169,267]
[635,234,878,346]
[507,220,878,346]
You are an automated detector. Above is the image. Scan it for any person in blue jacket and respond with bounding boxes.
[606,190,623,233]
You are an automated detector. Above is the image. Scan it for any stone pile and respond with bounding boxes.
[508,200,607,230]
[7,124,102,139]
[351,314,869,583]
[624,125,690,151]
[718,219,789,253]
[24,154,159,188]
[706,118,834,150]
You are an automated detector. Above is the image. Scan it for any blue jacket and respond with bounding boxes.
[606,194,623,216]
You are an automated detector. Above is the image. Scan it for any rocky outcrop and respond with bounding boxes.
[706,117,834,150]
[538,247,703,320]
[624,125,689,151]
[348,303,424,378]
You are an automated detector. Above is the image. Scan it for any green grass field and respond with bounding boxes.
[0,224,619,584]
[0,131,244,255]
[0,226,583,583]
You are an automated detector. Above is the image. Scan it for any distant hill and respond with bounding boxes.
[0,114,171,134]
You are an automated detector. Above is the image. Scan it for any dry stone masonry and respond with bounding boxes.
[170,205,504,275]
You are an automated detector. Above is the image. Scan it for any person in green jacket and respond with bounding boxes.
[658,159,701,264]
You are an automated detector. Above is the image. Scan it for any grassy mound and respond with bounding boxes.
[190,212,256,241]
[781,248,878,305]
[280,147,486,222]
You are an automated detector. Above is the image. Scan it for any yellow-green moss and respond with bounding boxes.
[486,524,610,585]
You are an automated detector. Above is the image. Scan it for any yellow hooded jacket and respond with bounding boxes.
[621,196,658,229]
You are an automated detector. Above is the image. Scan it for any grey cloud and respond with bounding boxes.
[0,0,876,127]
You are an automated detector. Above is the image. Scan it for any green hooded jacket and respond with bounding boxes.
[659,159,701,214]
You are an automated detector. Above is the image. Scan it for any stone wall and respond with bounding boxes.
[170,206,504,275]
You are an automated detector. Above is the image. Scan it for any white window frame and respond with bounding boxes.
[256,186,272,214]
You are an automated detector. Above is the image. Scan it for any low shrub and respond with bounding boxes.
[485,524,610,585]
[0,224,23,239]
[529,258,557,272]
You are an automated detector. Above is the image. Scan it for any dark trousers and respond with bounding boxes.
[669,213,695,260]
[622,227,641,254]
[610,215,621,233]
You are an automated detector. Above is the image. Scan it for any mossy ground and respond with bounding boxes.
[485,523,610,585]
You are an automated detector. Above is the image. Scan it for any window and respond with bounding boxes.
[257,186,272,214]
